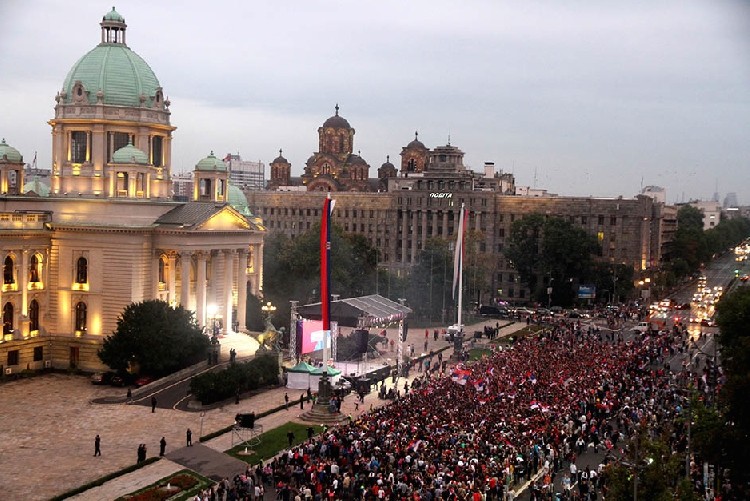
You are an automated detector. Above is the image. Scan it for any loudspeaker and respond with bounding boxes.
[400,320,409,342]
[235,412,255,429]
[354,329,369,354]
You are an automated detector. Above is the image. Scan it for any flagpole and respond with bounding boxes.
[457,203,464,330]
[452,203,466,330]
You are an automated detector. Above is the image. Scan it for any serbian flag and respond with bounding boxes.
[452,204,467,299]
[320,194,335,331]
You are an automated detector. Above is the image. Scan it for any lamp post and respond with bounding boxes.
[261,301,276,323]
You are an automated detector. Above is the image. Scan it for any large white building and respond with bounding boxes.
[0,7,264,372]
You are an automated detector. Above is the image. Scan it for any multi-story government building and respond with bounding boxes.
[247,108,671,304]
[0,8,264,372]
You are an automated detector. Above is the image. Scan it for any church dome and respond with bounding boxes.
[322,104,351,129]
[273,149,288,164]
[195,151,227,171]
[380,155,395,169]
[0,139,23,163]
[348,154,367,166]
[61,8,162,108]
[112,141,149,164]
[406,131,427,150]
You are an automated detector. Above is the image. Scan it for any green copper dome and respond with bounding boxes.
[61,8,161,108]
[195,152,227,172]
[0,138,23,163]
[112,141,149,164]
[103,6,125,22]
[227,184,253,217]
[23,177,50,197]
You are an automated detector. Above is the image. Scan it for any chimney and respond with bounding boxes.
[484,162,495,178]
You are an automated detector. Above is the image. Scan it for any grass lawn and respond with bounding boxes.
[225,422,324,465]
[467,348,492,361]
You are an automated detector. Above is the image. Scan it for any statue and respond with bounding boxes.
[256,318,281,352]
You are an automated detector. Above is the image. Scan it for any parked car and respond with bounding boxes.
[479,305,509,318]
[90,371,115,385]
[135,375,155,388]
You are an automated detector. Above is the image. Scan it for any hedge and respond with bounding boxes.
[190,354,279,404]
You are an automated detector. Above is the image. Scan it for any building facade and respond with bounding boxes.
[248,111,670,304]
[0,8,264,372]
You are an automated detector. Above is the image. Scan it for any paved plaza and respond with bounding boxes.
[0,320,519,500]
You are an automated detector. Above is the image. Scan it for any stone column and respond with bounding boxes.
[254,244,263,296]
[442,211,449,239]
[167,252,177,306]
[237,249,248,331]
[196,252,207,328]
[180,251,191,308]
[151,251,160,298]
[21,249,28,316]
[223,250,234,334]
[421,210,428,252]
[401,211,408,264]
[411,211,418,264]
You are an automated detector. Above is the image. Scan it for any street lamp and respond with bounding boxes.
[261,301,276,323]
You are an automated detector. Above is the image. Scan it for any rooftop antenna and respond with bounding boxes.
[533,166,538,188]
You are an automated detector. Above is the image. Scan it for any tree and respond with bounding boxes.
[714,286,750,486]
[506,214,600,305]
[261,223,381,328]
[505,213,545,292]
[98,300,209,377]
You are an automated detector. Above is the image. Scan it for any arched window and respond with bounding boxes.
[3,256,14,285]
[29,299,39,332]
[158,256,166,284]
[29,254,41,283]
[3,302,13,334]
[75,302,87,332]
[76,257,88,284]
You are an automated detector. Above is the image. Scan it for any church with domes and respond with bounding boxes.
[0,7,265,372]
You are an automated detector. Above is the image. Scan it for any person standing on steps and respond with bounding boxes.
[186,428,192,447]
[300,393,305,410]
[94,434,101,457]
[151,395,157,413]
[159,436,166,456]
[284,392,289,410]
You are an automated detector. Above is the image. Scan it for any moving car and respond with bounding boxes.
[479,305,509,318]
[632,322,650,334]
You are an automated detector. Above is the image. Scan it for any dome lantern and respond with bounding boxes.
[100,7,127,45]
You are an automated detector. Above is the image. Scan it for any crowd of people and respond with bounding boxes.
[199,315,734,500]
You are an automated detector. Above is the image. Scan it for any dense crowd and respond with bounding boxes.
[201,317,734,501]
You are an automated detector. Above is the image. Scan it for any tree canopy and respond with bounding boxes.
[98,299,209,377]
[505,214,600,304]
[260,222,384,330]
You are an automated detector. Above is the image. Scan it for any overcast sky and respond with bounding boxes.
[1,0,749,204]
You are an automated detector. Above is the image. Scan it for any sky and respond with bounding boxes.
[1,0,749,204]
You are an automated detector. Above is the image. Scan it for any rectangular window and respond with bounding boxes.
[7,350,19,366]
[71,132,87,163]
[610,216,617,226]
[510,214,515,222]
[33,346,43,362]
[151,136,163,166]
[498,228,505,237]
[581,216,587,225]
[598,215,604,225]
